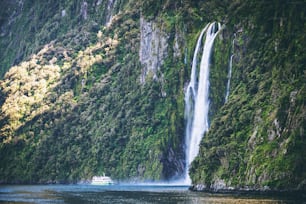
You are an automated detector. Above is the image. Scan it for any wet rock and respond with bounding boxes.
[139,16,168,84]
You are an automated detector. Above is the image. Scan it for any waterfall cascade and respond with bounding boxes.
[184,22,221,184]
[225,54,234,103]
[225,35,235,103]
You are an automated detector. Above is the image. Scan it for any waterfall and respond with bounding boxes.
[184,22,221,184]
[225,35,235,103]
[225,54,234,103]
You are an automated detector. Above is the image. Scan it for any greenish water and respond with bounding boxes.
[0,184,303,203]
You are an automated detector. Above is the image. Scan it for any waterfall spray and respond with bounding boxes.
[184,22,221,184]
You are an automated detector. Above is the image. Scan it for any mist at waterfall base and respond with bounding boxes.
[183,22,221,184]
[0,185,299,204]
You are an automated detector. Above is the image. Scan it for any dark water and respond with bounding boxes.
[0,184,304,203]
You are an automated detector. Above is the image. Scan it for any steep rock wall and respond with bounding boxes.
[190,1,306,191]
[0,0,186,183]
[139,16,168,85]
[0,0,305,191]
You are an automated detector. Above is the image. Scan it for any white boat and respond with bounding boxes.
[91,174,114,185]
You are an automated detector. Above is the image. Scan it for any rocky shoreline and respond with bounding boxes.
[189,184,306,200]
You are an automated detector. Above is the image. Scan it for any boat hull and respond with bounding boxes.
[91,176,114,185]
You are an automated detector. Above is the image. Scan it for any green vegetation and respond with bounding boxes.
[190,0,306,190]
[0,0,187,183]
[0,0,305,191]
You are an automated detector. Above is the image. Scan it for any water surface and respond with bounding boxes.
[0,184,302,203]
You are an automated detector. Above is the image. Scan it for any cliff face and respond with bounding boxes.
[190,1,306,191]
[0,0,186,183]
[0,0,305,190]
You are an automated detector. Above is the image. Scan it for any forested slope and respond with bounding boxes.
[190,1,306,191]
[0,0,305,191]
